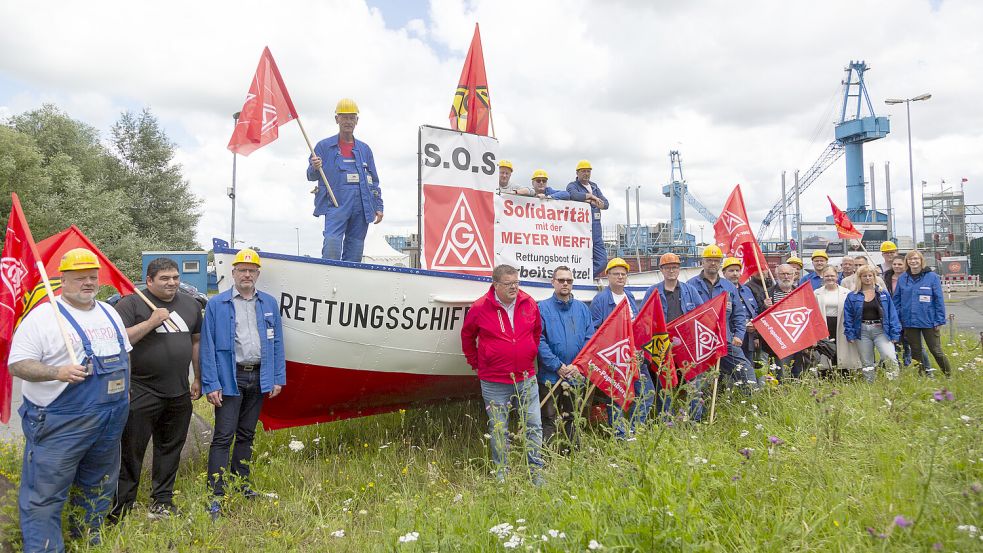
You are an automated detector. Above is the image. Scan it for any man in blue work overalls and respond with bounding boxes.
[565,160,609,279]
[307,98,384,261]
[9,248,133,551]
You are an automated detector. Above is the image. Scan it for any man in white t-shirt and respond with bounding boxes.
[8,248,132,550]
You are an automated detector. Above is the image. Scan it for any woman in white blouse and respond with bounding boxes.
[814,266,861,374]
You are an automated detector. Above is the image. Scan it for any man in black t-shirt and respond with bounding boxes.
[109,257,203,522]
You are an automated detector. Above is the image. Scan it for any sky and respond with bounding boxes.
[1,0,980,256]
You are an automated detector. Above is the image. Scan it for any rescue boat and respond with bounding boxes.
[211,239,699,430]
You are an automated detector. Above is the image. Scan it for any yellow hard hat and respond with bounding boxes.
[701,245,724,259]
[880,241,898,253]
[575,160,592,171]
[58,248,100,272]
[605,257,630,274]
[659,252,681,266]
[722,257,742,270]
[234,248,262,267]
[787,256,803,268]
[531,169,548,180]
[498,159,513,171]
[335,98,359,115]
[811,249,829,260]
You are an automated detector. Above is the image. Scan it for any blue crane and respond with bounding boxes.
[662,150,716,244]
[758,61,890,237]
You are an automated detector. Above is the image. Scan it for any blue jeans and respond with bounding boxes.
[610,367,655,435]
[858,323,898,382]
[208,369,265,496]
[19,400,128,552]
[321,186,369,261]
[655,371,707,422]
[479,378,543,478]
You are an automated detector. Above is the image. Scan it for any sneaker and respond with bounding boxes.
[208,500,221,522]
[148,502,178,520]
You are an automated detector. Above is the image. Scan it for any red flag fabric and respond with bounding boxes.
[752,282,829,357]
[571,300,638,410]
[666,293,729,381]
[632,289,677,388]
[1,193,44,423]
[228,46,299,156]
[36,225,136,295]
[448,24,492,136]
[827,196,863,240]
[713,185,764,283]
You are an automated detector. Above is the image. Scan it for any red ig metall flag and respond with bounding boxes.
[448,23,492,136]
[713,185,764,283]
[666,293,728,381]
[1,194,43,423]
[632,290,676,388]
[37,225,136,295]
[827,196,863,240]
[228,46,299,156]
[752,282,829,357]
[571,300,638,410]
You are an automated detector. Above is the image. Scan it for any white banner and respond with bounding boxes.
[494,194,593,281]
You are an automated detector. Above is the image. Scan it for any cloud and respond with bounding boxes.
[0,0,980,252]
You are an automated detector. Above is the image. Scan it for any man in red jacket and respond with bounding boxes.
[461,265,544,484]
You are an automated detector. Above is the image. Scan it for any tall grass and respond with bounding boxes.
[2,339,982,552]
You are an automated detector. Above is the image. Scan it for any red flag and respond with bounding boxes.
[632,290,677,388]
[1,194,44,423]
[571,300,638,410]
[36,225,136,295]
[666,293,728,381]
[228,47,299,156]
[449,24,492,136]
[827,197,863,240]
[713,185,764,283]
[752,282,829,357]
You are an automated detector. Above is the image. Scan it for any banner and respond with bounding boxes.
[827,196,863,240]
[632,289,676,388]
[570,300,638,410]
[494,194,592,281]
[752,282,828,356]
[419,126,499,275]
[228,46,299,156]
[666,293,728,381]
[714,185,764,283]
[36,225,136,295]
[449,23,492,136]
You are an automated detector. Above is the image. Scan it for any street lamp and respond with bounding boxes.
[885,93,931,247]
[230,111,241,245]
[295,227,300,255]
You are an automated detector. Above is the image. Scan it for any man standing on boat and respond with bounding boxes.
[498,159,518,194]
[537,266,593,452]
[201,249,286,518]
[565,160,609,279]
[461,265,544,484]
[307,98,384,261]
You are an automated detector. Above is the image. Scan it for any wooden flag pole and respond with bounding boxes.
[539,378,563,408]
[36,262,78,366]
[294,116,339,208]
[708,360,722,424]
[134,289,179,332]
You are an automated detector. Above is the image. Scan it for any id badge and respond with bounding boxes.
[594,211,601,220]
[346,173,360,184]
[107,379,125,394]
[367,174,373,185]
[267,328,275,340]
[919,295,931,303]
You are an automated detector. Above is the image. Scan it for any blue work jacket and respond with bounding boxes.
[687,274,747,341]
[565,180,609,233]
[537,294,595,386]
[736,283,759,319]
[200,288,286,396]
[799,270,823,290]
[641,281,704,321]
[307,134,383,221]
[589,287,638,330]
[542,186,571,200]
[844,286,902,341]
[893,269,947,329]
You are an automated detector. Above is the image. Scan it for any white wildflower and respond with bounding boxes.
[452,493,463,503]
[957,524,979,537]
[503,534,523,549]
[540,535,549,542]
[288,440,304,452]
[330,530,345,538]
[739,430,750,438]
[516,518,526,523]
[547,529,565,538]
[358,509,368,515]
[517,526,526,532]
[884,398,893,407]
[961,415,972,422]
[489,523,514,539]
[313,437,321,444]
[755,424,764,430]
[588,539,603,549]
[608,463,619,468]
[397,531,419,543]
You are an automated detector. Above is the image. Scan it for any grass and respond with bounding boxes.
[2,338,983,552]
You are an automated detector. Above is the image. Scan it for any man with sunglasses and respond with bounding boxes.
[461,265,544,483]
[537,266,593,451]
[518,169,570,200]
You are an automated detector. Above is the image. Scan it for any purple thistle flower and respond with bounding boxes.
[768,435,784,446]
[731,475,741,482]
[933,542,943,551]
[894,515,913,528]
[866,527,887,539]
[739,448,752,459]
[933,388,955,402]
[970,482,982,494]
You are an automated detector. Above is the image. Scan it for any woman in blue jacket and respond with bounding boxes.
[893,250,952,375]
[844,266,901,382]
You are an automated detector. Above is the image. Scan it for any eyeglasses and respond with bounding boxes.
[495,280,520,289]
[235,268,259,275]
[554,278,574,284]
